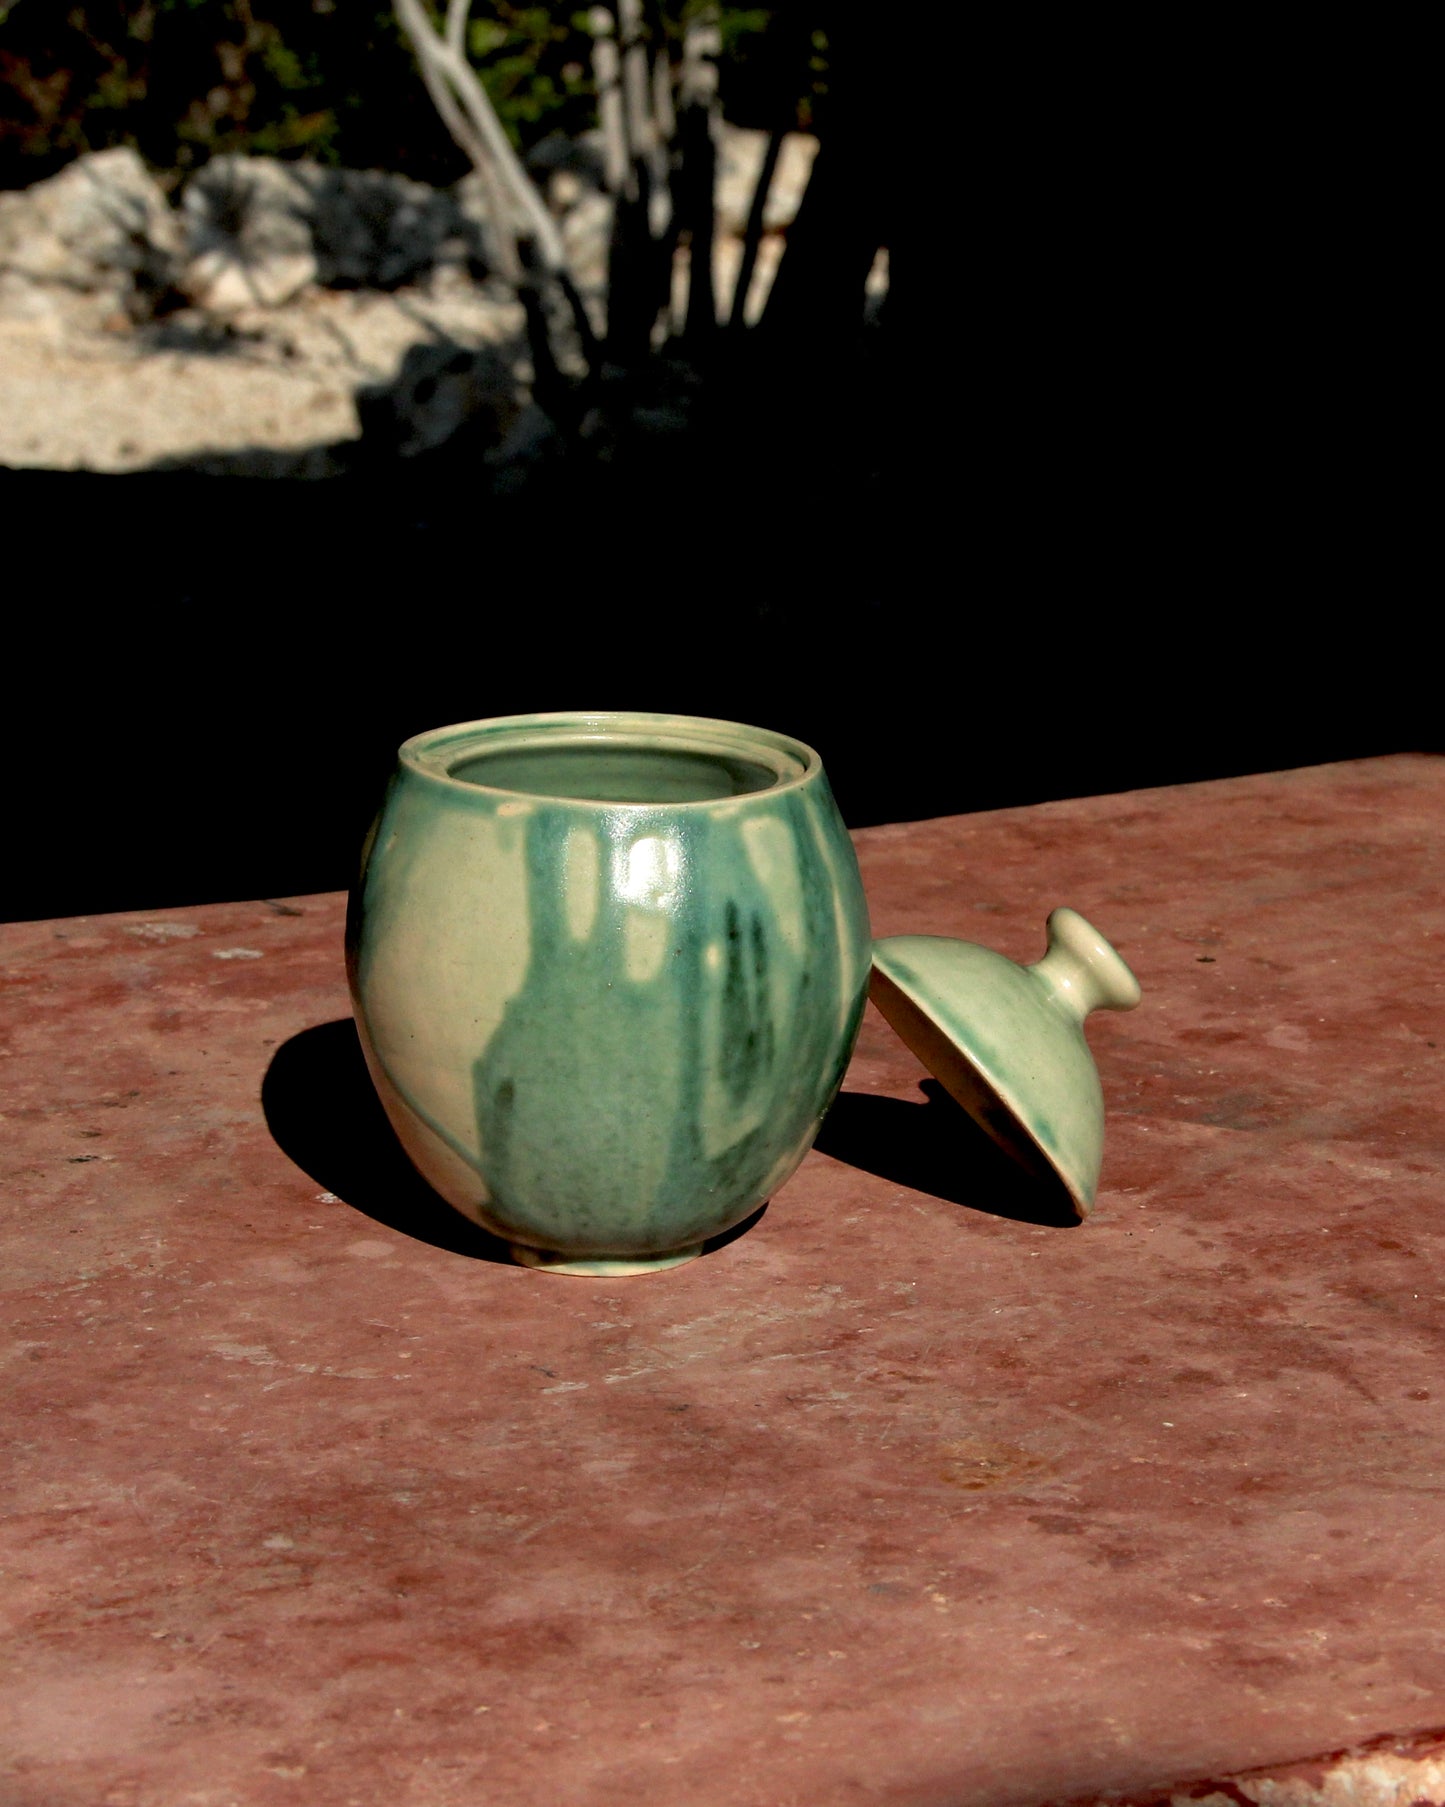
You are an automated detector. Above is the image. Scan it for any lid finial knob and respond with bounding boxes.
[1030,907,1142,1019]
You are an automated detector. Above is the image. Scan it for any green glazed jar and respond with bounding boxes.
[347,712,872,1275]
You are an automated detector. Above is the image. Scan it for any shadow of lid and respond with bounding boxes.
[260,1018,767,1265]
[815,1080,1080,1229]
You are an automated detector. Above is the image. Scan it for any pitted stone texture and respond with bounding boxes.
[0,279,525,475]
[180,156,468,310]
[1,755,1443,1807]
[0,147,180,320]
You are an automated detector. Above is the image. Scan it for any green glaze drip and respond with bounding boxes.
[349,717,872,1265]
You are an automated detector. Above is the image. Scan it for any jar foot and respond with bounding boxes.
[509,1244,704,1277]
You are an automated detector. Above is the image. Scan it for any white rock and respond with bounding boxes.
[0,147,180,317]
[183,246,319,312]
[180,157,318,310]
[0,282,526,474]
[452,169,519,274]
[180,157,464,309]
[713,126,818,238]
[525,130,606,189]
[354,336,522,460]
[305,167,461,290]
[561,189,614,295]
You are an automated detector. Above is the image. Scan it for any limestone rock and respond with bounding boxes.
[180,157,467,312]
[525,130,607,191]
[180,157,317,310]
[0,147,181,320]
[560,190,614,295]
[0,281,526,475]
[306,167,463,290]
[714,126,818,238]
[354,337,523,460]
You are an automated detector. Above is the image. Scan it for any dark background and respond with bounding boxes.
[1,20,1422,924]
[4,432,1415,926]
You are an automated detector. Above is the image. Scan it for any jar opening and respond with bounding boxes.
[401,712,818,808]
[448,740,781,804]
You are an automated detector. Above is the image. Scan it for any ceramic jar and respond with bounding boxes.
[347,712,873,1274]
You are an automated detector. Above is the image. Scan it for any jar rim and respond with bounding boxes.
[398,710,823,809]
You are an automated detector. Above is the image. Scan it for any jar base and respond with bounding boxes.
[508,1243,704,1278]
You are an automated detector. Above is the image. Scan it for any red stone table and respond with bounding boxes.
[3,756,1444,1807]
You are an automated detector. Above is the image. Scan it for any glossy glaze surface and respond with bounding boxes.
[348,712,872,1269]
[870,907,1141,1217]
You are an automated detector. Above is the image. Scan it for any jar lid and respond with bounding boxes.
[869,908,1141,1218]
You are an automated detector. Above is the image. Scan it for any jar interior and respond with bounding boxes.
[448,741,783,804]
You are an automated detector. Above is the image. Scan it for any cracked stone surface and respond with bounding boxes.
[0,276,525,475]
[1,755,1443,1806]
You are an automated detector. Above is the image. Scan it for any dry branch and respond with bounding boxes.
[393,0,568,277]
[588,6,631,197]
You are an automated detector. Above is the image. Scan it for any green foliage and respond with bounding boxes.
[0,2,830,190]
[0,0,465,187]
[464,3,597,143]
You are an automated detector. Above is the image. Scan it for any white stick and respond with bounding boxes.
[589,6,631,197]
[651,37,675,148]
[444,0,469,60]
[394,0,568,274]
[617,0,654,165]
[680,8,720,110]
[397,1,518,278]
